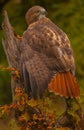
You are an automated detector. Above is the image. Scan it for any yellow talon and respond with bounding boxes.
[16,35,22,40]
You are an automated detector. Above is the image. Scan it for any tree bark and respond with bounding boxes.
[2,10,21,99]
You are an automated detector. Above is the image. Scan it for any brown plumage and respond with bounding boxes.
[20,5,80,99]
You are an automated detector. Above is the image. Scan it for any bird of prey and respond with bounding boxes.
[20,5,80,99]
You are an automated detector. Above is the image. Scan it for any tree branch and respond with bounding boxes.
[2,10,21,99]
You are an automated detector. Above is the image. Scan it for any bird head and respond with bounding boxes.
[25,5,47,25]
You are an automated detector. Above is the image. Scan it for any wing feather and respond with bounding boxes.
[20,18,76,98]
[23,18,75,74]
[20,44,52,98]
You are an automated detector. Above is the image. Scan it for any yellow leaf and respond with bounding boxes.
[28,99,38,107]
[56,127,70,130]
[19,112,30,122]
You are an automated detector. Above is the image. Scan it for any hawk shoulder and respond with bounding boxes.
[22,18,75,73]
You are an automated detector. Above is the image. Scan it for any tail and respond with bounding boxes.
[48,71,80,98]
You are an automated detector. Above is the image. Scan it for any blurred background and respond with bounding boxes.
[0,0,84,105]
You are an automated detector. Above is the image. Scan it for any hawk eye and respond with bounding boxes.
[35,10,40,14]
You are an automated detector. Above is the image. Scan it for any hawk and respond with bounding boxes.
[20,5,80,99]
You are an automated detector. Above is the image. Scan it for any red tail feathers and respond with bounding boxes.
[48,72,80,98]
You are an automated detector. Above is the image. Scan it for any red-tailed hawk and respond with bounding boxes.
[20,5,80,99]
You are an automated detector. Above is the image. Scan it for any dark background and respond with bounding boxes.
[0,0,84,107]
